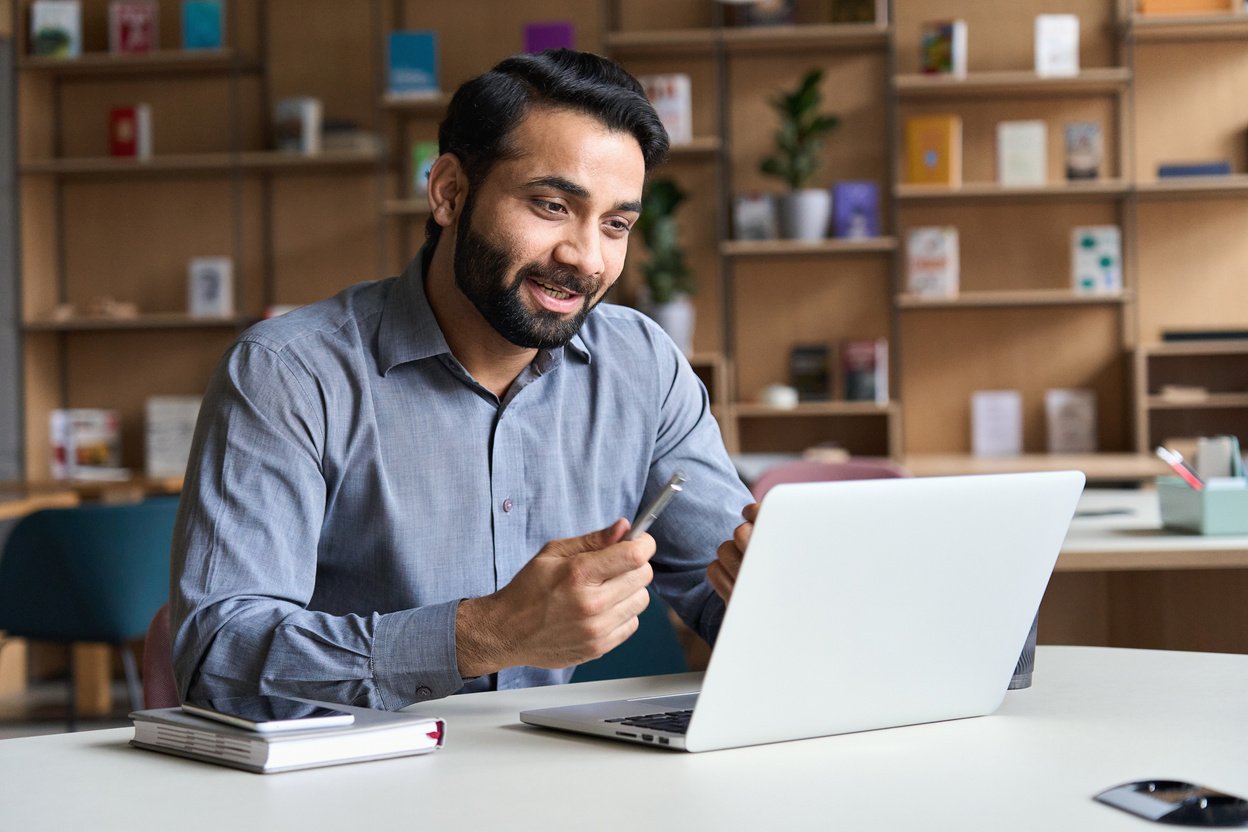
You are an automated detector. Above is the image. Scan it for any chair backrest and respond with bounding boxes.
[751,459,910,501]
[0,497,179,643]
[143,603,180,709]
[571,589,689,682]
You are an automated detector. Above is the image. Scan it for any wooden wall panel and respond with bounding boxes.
[22,332,61,479]
[19,176,56,318]
[736,411,892,455]
[899,306,1127,453]
[615,0,711,31]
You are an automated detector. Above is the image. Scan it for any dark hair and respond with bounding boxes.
[425,49,670,245]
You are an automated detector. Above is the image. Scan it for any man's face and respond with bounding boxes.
[452,107,645,349]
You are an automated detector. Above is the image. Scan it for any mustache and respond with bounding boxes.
[516,263,597,297]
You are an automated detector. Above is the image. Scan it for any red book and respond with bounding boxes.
[110,104,152,158]
[109,1,158,54]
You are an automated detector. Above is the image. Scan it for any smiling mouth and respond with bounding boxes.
[532,279,580,300]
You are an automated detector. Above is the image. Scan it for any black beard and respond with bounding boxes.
[452,200,600,350]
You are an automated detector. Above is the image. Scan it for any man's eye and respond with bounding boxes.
[534,200,566,214]
[605,219,632,234]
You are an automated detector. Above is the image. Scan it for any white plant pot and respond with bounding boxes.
[648,294,696,356]
[777,189,832,241]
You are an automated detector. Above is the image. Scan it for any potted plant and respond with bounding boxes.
[760,68,840,241]
[636,178,696,354]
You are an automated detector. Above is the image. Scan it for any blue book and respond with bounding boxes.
[1157,160,1232,178]
[388,31,439,98]
[831,181,880,239]
[181,0,223,50]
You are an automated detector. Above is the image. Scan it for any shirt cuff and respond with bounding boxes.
[372,599,466,709]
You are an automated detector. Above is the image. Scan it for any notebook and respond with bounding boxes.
[520,471,1085,752]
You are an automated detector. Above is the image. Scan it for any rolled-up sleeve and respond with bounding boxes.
[171,340,466,710]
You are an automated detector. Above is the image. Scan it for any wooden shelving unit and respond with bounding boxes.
[897,290,1132,309]
[721,237,897,257]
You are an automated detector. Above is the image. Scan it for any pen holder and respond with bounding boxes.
[1157,477,1248,535]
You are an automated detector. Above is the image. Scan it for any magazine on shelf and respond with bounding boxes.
[29,1,81,58]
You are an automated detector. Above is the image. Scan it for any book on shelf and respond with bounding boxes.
[130,703,445,774]
[273,97,322,154]
[523,21,574,52]
[996,120,1047,186]
[1157,160,1232,177]
[109,1,158,54]
[638,74,692,146]
[411,140,439,197]
[831,181,880,240]
[919,20,967,77]
[971,390,1023,457]
[1138,0,1236,13]
[110,104,153,159]
[181,0,223,50]
[50,408,126,480]
[29,1,81,58]
[1045,389,1097,454]
[1034,14,1079,78]
[903,114,962,186]
[732,193,777,241]
[1161,328,1248,342]
[789,344,832,402]
[187,256,233,317]
[906,226,959,298]
[145,396,201,478]
[1071,225,1122,294]
[1064,122,1102,181]
[842,338,889,404]
[387,31,440,99]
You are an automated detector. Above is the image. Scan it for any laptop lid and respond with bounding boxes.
[682,470,1084,751]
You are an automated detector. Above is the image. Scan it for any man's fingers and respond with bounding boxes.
[733,519,752,555]
[544,518,629,558]
[742,502,760,524]
[707,559,734,603]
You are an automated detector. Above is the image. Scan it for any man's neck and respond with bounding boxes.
[423,238,538,400]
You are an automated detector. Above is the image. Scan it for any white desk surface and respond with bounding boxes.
[1060,489,1248,571]
[1,646,1245,831]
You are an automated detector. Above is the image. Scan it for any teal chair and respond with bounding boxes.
[571,589,690,682]
[0,497,179,728]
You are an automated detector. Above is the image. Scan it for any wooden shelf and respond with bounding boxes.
[732,401,895,418]
[898,290,1131,309]
[722,237,897,257]
[380,92,450,116]
[1147,393,1248,410]
[24,314,252,332]
[902,453,1169,482]
[16,49,254,76]
[1141,340,1248,357]
[896,180,1131,202]
[1127,12,1248,41]
[895,68,1131,97]
[1135,174,1248,199]
[721,22,890,53]
[21,149,380,179]
[668,136,721,158]
[604,27,717,55]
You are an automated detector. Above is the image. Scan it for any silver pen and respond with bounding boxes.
[624,471,688,541]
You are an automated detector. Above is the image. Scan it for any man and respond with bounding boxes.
[172,49,756,710]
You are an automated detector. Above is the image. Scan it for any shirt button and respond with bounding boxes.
[415,686,432,699]
[502,498,514,513]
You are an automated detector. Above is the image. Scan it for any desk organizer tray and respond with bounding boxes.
[1157,477,1248,535]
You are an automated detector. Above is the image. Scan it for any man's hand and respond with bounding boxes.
[708,503,759,603]
[455,519,656,678]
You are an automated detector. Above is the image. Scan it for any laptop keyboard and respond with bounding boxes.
[606,709,693,735]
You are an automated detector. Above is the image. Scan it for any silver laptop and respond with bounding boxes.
[520,471,1085,752]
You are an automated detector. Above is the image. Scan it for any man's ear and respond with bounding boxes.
[427,153,468,230]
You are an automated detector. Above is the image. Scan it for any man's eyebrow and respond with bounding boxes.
[525,176,641,214]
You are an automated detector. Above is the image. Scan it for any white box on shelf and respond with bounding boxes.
[906,226,959,298]
[1035,14,1080,78]
[639,74,692,146]
[49,408,125,480]
[145,395,202,478]
[187,256,233,317]
[1071,225,1122,294]
[733,193,777,240]
[971,390,1023,457]
[996,120,1047,186]
[273,97,322,154]
[1044,388,1097,453]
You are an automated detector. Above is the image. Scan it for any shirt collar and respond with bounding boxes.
[377,244,593,377]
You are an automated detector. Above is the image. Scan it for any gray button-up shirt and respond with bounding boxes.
[172,250,752,710]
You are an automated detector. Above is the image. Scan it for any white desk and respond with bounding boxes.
[1,647,1244,831]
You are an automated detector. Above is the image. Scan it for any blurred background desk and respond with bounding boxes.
[1043,489,1248,653]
